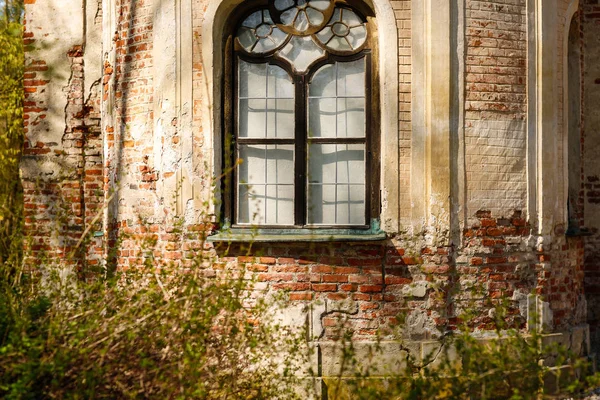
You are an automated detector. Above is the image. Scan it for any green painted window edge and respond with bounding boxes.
[207,219,386,243]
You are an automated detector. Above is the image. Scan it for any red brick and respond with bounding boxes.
[312,283,337,292]
[359,285,383,293]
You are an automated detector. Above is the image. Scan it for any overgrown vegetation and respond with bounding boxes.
[326,302,600,399]
[0,255,310,398]
[0,1,599,398]
[0,0,23,265]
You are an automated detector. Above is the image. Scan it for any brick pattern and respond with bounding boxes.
[392,0,412,224]
[538,236,586,330]
[22,0,592,343]
[459,210,533,329]
[23,9,103,273]
[106,0,157,268]
[582,0,600,355]
[465,0,528,217]
[210,242,453,340]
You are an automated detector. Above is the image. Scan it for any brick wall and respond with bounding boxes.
[22,0,592,343]
[392,0,412,224]
[107,0,158,269]
[464,0,528,218]
[582,0,600,355]
[23,2,103,274]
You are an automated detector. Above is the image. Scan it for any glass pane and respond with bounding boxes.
[336,185,365,224]
[310,0,331,11]
[238,145,295,225]
[239,145,267,184]
[239,61,266,98]
[315,28,334,47]
[271,28,289,47]
[239,62,294,138]
[335,144,365,184]
[239,99,266,138]
[262,9,274,24]
[308,143,337,183]
[308,60,366,138]
[307,144,366,225]
[295,10,309,32]
[267,99,294,138]
[350,186,366,224]
[337,59,365,97]
[308,98,336,138]
[242,10,262,28]
[254,38,278,53]
[274,0,294,10]
[348,26,367,49]
[306,7,324,26]
[267,66,294,98]
[307,185,336,224]
[266,185,294,225]
[266,145,295,184]
[328,36,351,51]
[335,185,351,224]
[237,27,257,52]
[309,64,336,97]
[336,98,365,138]
[281,8,298,25]
[279,36,326,73]
[238,184,266,224]
[342,8,363,26]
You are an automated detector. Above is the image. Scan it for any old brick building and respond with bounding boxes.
[22,0,600,374]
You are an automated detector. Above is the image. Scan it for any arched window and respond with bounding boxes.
[221,0,380,234]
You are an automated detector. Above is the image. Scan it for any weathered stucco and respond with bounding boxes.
[22,0,600,375]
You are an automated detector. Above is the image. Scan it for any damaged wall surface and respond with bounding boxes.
[22,0,600,376]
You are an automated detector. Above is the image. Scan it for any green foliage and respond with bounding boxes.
[326,301,598,400]
[0,258,310,399]
[0,0,23,265]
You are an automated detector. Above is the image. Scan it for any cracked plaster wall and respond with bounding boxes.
[21,0,595,372]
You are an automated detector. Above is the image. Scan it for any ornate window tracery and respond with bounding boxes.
[223,0,379,231]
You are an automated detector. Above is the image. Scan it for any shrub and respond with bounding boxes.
[0,254,310,399]
[324,299,599,400]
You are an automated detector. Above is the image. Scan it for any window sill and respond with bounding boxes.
[207,221,387,243]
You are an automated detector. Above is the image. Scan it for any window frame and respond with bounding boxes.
[219,0,382,236]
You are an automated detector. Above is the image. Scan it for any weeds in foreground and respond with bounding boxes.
[0,251,310,399]
[324,296,599,400]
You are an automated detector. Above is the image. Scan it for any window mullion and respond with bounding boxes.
[294,74,307,227]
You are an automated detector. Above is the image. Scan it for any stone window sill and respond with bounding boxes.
[207,220,387,243]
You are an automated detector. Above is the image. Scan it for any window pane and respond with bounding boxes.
[307,185,336,225]
[239,61,267,98]
[239,61,294,138]
[308,98,336,138]
[335,144,366,184]
[239,99,266,138]
[238,184,266,225]
[308,143,337,184]
[307,144,366,225]
[267,66,295,98]
[238,145,294,225]
[266,185,294,224]
[336,98,365,138]
[336,185,365,225]
[308,59,366,138]
[239,144,267,184]
[266,99,294,138]
[337,59,365,97]
[279,36,326,73]
[309,64,336,97]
